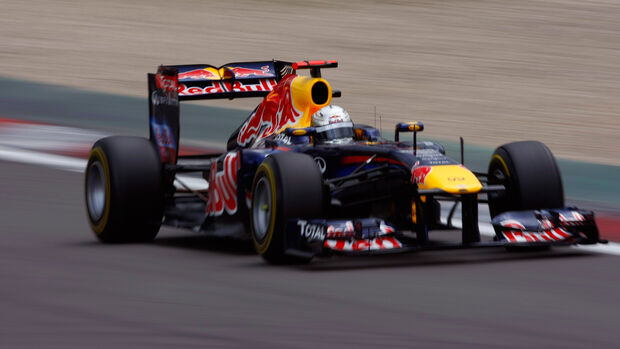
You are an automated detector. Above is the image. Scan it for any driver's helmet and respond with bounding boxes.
[311,105,354,144]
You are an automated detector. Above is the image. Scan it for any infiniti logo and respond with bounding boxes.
[314,157,327,173]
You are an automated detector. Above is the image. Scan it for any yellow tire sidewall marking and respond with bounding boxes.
[254,163,278,255]
[492,154,511,178]
[88,147,111,235]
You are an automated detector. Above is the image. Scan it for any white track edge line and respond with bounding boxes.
[0,145,208,191]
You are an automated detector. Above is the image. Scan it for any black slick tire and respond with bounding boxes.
[488,141,564,218]
[250,152,324,264]
[488,141,564,252]
[84,136,164,243]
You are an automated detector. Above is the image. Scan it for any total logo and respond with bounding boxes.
[297,220,325,241]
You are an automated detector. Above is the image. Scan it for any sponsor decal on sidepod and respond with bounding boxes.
[206,152,239,216]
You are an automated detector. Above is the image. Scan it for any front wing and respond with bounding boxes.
[284,208,603,258]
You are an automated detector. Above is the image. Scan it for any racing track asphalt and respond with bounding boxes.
[2,159,620,348]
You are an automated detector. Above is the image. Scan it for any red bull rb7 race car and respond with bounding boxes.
[84,60,604,264]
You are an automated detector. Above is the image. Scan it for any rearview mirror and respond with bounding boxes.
[394,121,423,142]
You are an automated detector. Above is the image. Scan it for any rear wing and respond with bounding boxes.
[147,60,337,165]
[166,60,293,101]
[147,61,293,165]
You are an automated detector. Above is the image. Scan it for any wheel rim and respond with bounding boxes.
[490,163,507,184]
[252,177,272,241]
[488,159,512,217]
[86,161,106,222]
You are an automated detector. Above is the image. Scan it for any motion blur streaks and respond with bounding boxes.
[3,0,620,163]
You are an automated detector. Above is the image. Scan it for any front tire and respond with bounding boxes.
[85,136,164,242]
[487,141,564,218]
[488,141,563,252]
[250,152,324,264]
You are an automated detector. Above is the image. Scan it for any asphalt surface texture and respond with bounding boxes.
[1,160,620,348]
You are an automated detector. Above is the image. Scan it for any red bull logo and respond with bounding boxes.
[206,152,239,216]
[178,81,225,96]
[411,166,432,185]
[329,114,348,124]
[227,65,273,78]
[178,68,219,81]
[178,79,277,97]
[236,75,302,146]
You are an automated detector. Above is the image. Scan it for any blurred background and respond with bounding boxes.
[2,1,620,347]
[3,0,620,163]
[3,0,620,205]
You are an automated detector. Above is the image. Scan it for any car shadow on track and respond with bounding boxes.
[75,232,603,270]
[154,235,256,256]
[72,233,256,256]
[148,233,602,271]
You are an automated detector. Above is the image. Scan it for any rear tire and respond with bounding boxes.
[250,152,324,264]
[85,136,164,242]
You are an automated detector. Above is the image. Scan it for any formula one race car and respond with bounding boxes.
[84,60,604,264]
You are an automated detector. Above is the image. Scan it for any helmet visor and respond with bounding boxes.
[314,121,354,142]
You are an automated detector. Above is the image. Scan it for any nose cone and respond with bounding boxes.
[412,165,482,194]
